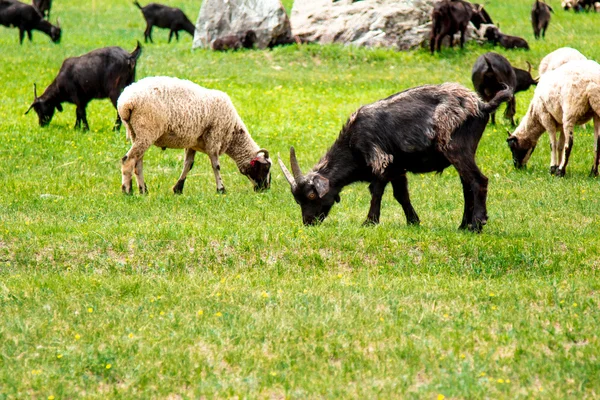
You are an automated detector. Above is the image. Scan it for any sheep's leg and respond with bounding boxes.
[452,160,488,232]
[364,180,388,225]
[173,148,196,194]
[209,153,226,194]
[458,176,474,230]
[75,106,89,131]
[121,142,150,195]
[134,158,147,194]
[548,127,559,175]
[391,175,419,226]
[591,115,600,177]
[557,123,574,177]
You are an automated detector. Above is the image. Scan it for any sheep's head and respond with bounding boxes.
[246,149,271,192]
[25,83,62,127]
[50,19,61,43]
[279,147,341,226]
[507,133,536,169]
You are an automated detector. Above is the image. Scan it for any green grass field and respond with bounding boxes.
[1,0,600,398]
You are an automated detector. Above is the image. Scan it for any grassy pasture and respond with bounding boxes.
[1,0,600,397]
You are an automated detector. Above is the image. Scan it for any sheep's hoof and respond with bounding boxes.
[139,184,148,195]
[550,165,558,175]
[555,168,566,177]
[362,218,379,226]
[217,187,226,194]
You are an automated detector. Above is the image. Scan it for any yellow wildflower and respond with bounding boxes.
[106,364,112,369]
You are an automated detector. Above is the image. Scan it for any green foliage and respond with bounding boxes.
[1,0,599,398]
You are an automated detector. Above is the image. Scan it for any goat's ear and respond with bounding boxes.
[334,194,341,203]
[312,174,330,198]
[56,103,63,112]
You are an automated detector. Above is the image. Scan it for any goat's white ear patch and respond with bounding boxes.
[313,174,330,198]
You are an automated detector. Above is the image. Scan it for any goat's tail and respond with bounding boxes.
[480,86,513,114]
[133,1,143,10]
[130,40,142,62]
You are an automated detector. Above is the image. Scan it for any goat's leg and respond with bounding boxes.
[458,176,474,230]
[505,97,516,127]
[490,111,496,125]
[175,31,179,41]
[110,94,122,131]
[168,30,174,43]
[556,122,574,177]
[134,158,147,194]
[18,28,25,44]
[459,28,467,49]
[173,148,196,194]
[209,153,226,194]
[452,160,488,232]
[364,179,388,225]
[391,175,419,226]
[591,115,600,177]
[26,30,32,42]
[121,142,150,195]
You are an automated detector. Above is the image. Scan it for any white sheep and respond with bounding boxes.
[538,47,587,76]
[507,60,600,176]
[117,76,272,194]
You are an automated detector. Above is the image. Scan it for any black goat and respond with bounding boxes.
[531,0,552,39]
[484,25,529,50]
[0,0,60,43]
[470,3,494,28]
[32,0,50,19]
[472,52,537,126]
[430,0,472,54]
[134,1,195,43]
[211,30,257,51]
[278,83,512,232]
[25,42,142,131]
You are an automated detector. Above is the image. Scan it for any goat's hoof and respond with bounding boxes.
[407,218,420,226]
[173,181,184,194]
[589,169,598,178]
[550,165,558,175]
[121,185,132,195]
[468,222,483,233]
[217,188,226,194]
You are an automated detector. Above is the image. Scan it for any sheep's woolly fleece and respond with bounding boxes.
[538,47,587,76]
[117,76,259,160]
[513,60,600,142]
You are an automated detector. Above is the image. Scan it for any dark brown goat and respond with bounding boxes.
[430,0,472,53]
[472,52,538,126]
[484,25,529,50]
[26,42,142,130]
[211,30,257,51]
[279,83,513,232]
[134,1,195,43]
[531,0,552,39]
[0,0,60,43]
[32,0,50,19]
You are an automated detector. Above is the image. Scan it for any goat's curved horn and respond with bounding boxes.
[278,154,297,190]
[506,129,512,137]
[290,146,303,180]
[478,4,483,11]
[33,83,38,99]
[24,104,34,115]
[526,61,532,74]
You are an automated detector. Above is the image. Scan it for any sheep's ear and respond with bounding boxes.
[56,103,63,112]
[312,174,329,198]
[256,149,270,161]
[507,136,518,148]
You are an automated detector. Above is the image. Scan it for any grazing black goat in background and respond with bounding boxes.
[531,0,552,39]
[211,30,256,51]
[279,83,513,232]
[32,0,50,19]
[484,25,529,49]
[472,52,537,125]
[26,42,142,131]
[134,1,195,43]
[0,0,60,43]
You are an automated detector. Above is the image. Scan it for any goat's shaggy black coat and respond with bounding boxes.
[26,43,142,130]
[0,0,60,43]
[531,0,552,39]
[472,52,537,125]
[32,0,50,19]
[134,1,195,43]
[484,26,530,50]
[430,0,472,53]
[280,84,513,232]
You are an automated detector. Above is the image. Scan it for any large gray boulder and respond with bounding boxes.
[291,0,477,50]
[193,0,293,49]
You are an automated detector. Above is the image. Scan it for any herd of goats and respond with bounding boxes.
[1,0,600,232]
